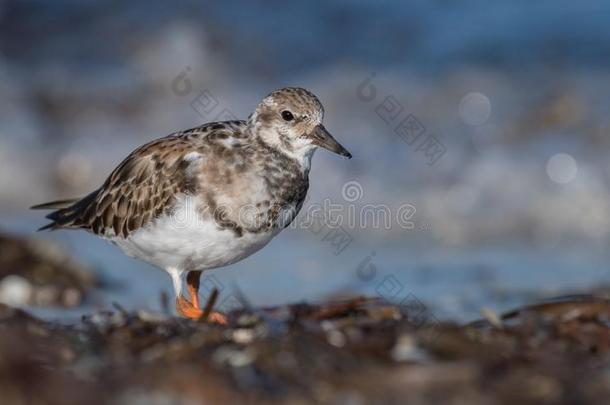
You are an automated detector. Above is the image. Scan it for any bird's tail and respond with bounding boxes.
[30,198,81,210]
[31,192,98,231]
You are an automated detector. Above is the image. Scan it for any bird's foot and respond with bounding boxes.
[176,295,202,319]
[208,311,228,325]
[175,295,228,325]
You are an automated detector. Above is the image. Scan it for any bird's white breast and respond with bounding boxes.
[109,195,278,272]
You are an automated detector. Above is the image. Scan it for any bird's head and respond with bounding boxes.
[248,87,352,163]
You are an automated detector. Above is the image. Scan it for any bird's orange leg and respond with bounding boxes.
[175,271,228,325]
[187,270,201,309]
[175,271,202,320]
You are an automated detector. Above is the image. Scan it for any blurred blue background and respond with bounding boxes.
[2,0,610,320]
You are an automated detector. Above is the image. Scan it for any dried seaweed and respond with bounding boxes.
[0,295,609,404]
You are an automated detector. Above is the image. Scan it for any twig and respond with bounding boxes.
[199,288,219,322]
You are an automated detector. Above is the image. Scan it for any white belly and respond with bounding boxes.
[108,195,279,271]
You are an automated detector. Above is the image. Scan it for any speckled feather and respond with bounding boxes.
[40,119,308,238]
[33,87,350,287]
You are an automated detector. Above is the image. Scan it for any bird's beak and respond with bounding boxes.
[309,124,352,159]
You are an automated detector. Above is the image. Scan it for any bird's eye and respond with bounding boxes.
[281,110,294,121]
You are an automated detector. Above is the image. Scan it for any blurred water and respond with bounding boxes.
[3,214,610,323]
[2,1,610,321]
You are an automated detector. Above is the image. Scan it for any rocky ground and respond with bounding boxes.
[1,230,610,404]
[2,293,610,404]
[0,232,95,307]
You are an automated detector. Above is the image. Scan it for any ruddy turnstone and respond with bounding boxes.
[32,87,351,323]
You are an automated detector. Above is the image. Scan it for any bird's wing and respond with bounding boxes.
[39,134,204,237]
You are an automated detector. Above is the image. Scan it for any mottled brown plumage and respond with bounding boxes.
[38,121,250,237]
[32,87,351,321]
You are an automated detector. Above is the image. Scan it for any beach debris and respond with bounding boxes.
[0,231,96,307]
[0,295,609,403]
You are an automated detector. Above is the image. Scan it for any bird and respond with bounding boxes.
[31,87,351,324]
